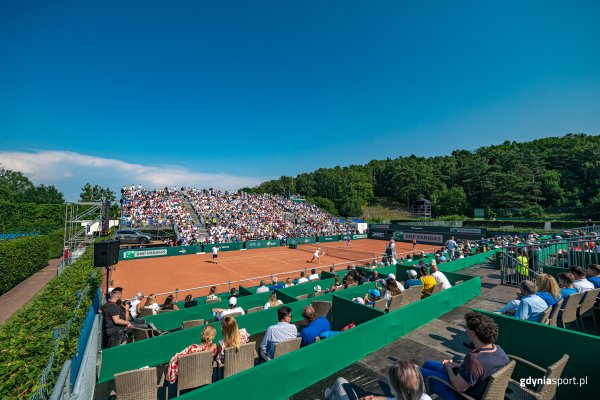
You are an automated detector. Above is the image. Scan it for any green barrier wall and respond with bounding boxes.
[238,285,254,296]
[482,311,599,398]
[287,236,317,245]
[277,278,336,298]
[245,239,282,249]
[351,234,368,240]
[178,275,481,400]
[203,242,241,252]
[174,289,232,309]
[317,235,341,242]
[436,249,499,273]
[119,245,199,260]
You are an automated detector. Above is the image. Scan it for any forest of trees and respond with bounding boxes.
[242,134,600,218]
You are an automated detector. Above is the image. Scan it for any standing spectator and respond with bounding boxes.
[445,236,457,260]
[63,246,71,266]
[260,306,298,360]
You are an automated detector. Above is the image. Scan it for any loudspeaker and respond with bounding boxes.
[94,239,120,268]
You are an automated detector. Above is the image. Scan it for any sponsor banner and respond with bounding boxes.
[370,224,390,230]
[119,245,199,260]
[351,234,368,240]
[245,239,282,249]
[203,242,241,252]
[317,235,341,243]
[368,230,391,240]
[394,231,404,240]
[287,236,317,245]
[450,227,484,235]
[402,232,444,244]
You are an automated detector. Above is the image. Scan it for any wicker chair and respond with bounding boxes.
[205,298,221,304]
[506,354,569,400]
[311,300,332,319]
[139,308,154,318]
[296,294,309,300]
[346,283,358,288]
[557,292,583,329]
[246,306,263,314]
[156,309,174,314]
[422,282,443,298]
[372,298,388,312]
[539,306,553,325]
[262,337,302,361]
[177,351,214,395]
[547,298,563,327]
[426,359,515,400]
[387,294,405,312]
[132,327,153,342]
[577,288,600,330]
[405,286,422,303]
[223,341,257,378]
[182,319,205,329]
[114,366,166,400]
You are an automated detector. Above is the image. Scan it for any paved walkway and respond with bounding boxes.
[0,258,61,325]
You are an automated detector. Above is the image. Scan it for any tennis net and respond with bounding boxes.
[296,243,376,262]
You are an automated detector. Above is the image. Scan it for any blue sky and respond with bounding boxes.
[1,1,599,200]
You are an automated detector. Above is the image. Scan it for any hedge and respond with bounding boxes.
[0,236,50,295]
[0,202,64,232]
[47,229,64,259]
[0,243,101,398]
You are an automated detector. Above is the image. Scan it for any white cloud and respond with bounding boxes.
[0,150,266,200]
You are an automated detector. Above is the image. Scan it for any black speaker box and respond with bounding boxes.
[94,239,120,268]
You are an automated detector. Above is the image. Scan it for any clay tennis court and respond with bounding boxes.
[111,239,439,301]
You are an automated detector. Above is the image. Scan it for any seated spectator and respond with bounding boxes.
[228,288,238,299]
[570,265,594,292]
[296,271,309,284]
[368,270,380,282]
[142,294,160,315]
[300,305,331,346]
[496,280,548,322]
[270,277,284,291]
[419,267,437,294]
[430,263,452,290]
[404,270,423,289]
[363,289,381,306]
[535,273,561,307]
[167,325,218,383]
[344,275,356,288]
[183,294,198,308]
[310,285,323,298]
[557,272,578,300]
[421,311,510,400]
[264,292,284,309]
[284,278,295,288]
[160,295,180,311]
[308,268,320,281]
[358,271,369,285]
[587,264,600,288]
[216,316,250,365]
[378,277,403,306]
[256,280,270,294]
[259,306,298,361]
[129,292,144,319]
[325,360,431,400]
[212,297,245,320]
[206,286,220,303]
[101,287,132,347]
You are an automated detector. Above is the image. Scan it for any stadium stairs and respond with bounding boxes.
[180,193,208,236]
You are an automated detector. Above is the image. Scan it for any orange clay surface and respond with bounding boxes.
[110,239,438,301]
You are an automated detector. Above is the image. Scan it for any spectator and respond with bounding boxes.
[445,236,457,260]
[183,294,198,308]
[586,264,600,288]
[369,271,380,283]
[363,289,381,306]
[206,286,220,303]
[300,305,331,346]
[129,292,144,319]
[212,297,245,320]
[297,271,309,284]
[516,249,529,278]
[570,265,594,292]
[160,295,180,311]
[284,277,295,288]
[310,285,323,298]
[270,277,284,291]
[167,325,218,383]
[228,288,238,299]
[557,272,578,300]
[535,273,561,307]
[344,275,356,288]
[216,316,250,365]
[325,359,431,400]
[264,292,284,309]
[256,280,270,294]
[142,294,160,315]
[404,270,423,289]
[421,311,510,400]
[419,267,437,295]
[496,280,548,322]
[430,263,452,290]
[259,306,298,360]
[358,271,369,285]
[100,287,132,347]
[308,268,320,281]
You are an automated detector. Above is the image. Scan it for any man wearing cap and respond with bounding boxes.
[260,306,298,361]
[363,289,381,306]
[404,270,423,289]
[212,297,245,320]
[310,285,322,298]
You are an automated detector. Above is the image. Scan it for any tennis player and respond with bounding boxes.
[212,245,219,264]
[310,248,322,263]
[345,234,351,247]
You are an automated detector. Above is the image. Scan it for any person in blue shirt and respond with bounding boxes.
[535,273,562,307]
[404,270,424,289]
[269,277,284,291]
[587,264,600,288]
[300,305,331,346]
[558,272,578,300]
[497,280,548,322]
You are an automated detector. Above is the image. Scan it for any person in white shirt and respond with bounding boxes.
[430,263,452,290]
[308,268,320,281]
[255,280,270,294]
[570,266,594,292]
[213,297,245,320]
[212,246,219,264]
[310,248,322,263]
[296,271,309,284]
[263,292,284,309]
[129,292,144,319]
